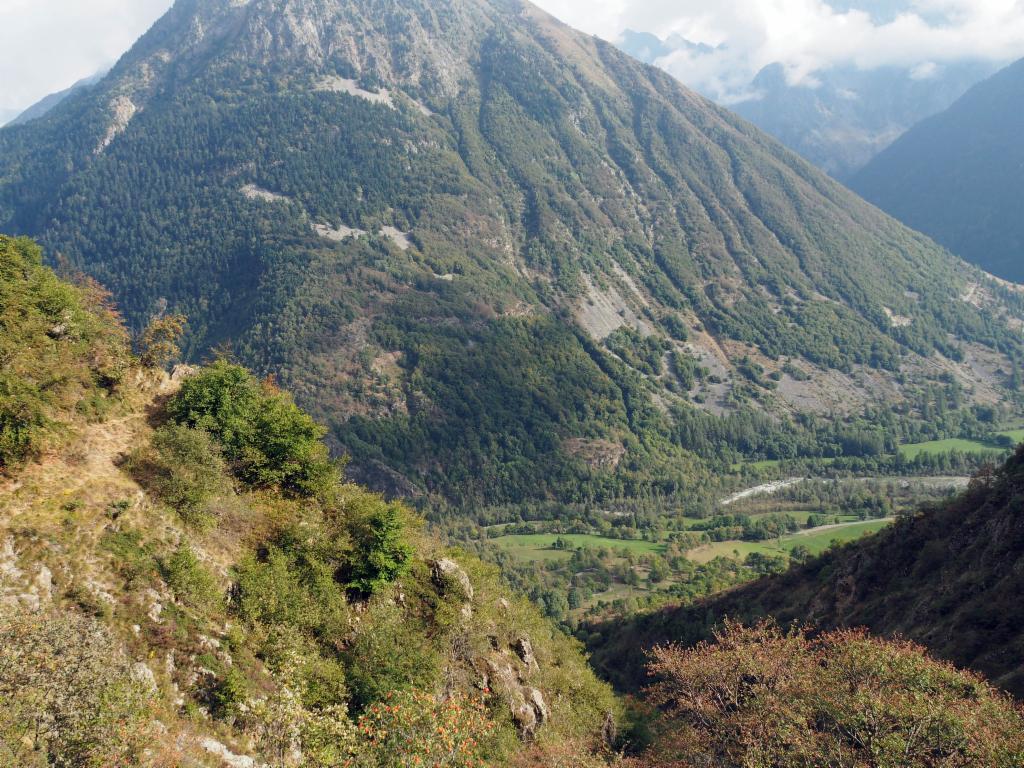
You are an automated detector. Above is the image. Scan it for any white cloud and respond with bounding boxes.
[532,0,1024,101]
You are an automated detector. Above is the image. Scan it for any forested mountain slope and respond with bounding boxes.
[0,0,1022,511]
[587,447,1024,698]
[852,58,1024,284]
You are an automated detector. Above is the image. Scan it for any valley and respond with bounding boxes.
[2,0,1024,766]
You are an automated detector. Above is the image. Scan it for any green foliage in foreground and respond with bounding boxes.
[0,611,153,767]
[0,235,129,468]
[132,362,616,762]
[125,423,229,529]
[638,621,1024,768]
[167,360,337,497]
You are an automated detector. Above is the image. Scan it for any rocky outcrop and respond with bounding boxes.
[431,558,473,601]
[479,630,550,738]
[511,635,539,673]
[431,558,474,621]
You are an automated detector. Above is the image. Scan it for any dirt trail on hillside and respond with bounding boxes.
[0,372,180,529]
[0,414,146,524]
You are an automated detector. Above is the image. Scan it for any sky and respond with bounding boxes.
[2,0,1024,113]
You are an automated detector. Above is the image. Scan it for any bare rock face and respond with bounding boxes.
[512,635,539,673]
[431,558,474,621]
[507,684,550,738]
[526,687,549,725]
[481,633,551,739]
[431,558,474,601]
[601,711,618,746]
[170,363,198,382]
[132,662,159,694]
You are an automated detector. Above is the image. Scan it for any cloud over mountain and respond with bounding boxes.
[544,0,1024,102]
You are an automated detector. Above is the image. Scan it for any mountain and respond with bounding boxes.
[732,61,997,180]
[8,72,106,127]
[617,31,997,179]
[0,0,1022,513]
[851,58,1024,284]
[587,447,1024,697]
[0,109,19,127]
[0,234,617,766]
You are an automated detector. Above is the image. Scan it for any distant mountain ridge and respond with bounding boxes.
[0,0,1021,510]
[851,57,1024,284]
[8,72,106,127]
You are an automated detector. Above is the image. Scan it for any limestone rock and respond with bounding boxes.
[132,662,159,694]
[431,558,474,602]
[526,688,549,726]
[512,635,538,673]
[34,566,53,602]
[170,364,198,382]
[199,737,260,768]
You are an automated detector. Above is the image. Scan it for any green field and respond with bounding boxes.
[492,533,664,562]
[898,438,1004,459]
[999,429,1024,444]
[686,519,893,564]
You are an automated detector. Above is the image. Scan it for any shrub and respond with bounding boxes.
[138,313,187,368]
[337,491,414,596]
[127,423,228,528]
[234,543,350,639]
[640,620,1024,767]
[344,601,441,713]
[167,361,337,496]
[0,236,130,468]
[211,667,251,720]
[0,610,153,768]
[163,545,221,610]
[348,690,497,768]
[0,374,48,467]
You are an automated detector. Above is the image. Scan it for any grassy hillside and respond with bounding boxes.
[2,250,1022,767]
[0,0,1021,514]
[0,242,617,767]
[587,446,1024,698]
[0,235,131,469]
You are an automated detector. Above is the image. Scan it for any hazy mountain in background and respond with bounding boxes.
[851,58,1024,284]
[0,0,1020,511]
[618,30,998,179]
[733,61,997,179]
[8,72,106,127]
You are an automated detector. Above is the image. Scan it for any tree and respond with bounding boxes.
[789,544,812,564]
[167,361,337,497]
[648,557,670,584]
[138,313,187,368]
[126,423,228,528]
[339,492,414,596]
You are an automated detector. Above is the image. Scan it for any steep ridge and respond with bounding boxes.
[587,447,1024,697]
[0,0,1022,510]
[852,57,1024,284]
